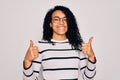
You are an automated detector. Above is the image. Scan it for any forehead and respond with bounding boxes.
[52,10,66,18]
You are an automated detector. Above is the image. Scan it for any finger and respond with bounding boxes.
[82,50,87,54]
[33,46,38,50]
[82,47,87,50]
[88,37,93,44]
[33,46,39,53]
[82,43,86,46]
[30,40,34,47]
[33,51,39,57]
[82,43,88,47]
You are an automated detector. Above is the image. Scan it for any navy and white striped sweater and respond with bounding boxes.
[23,39,96,80]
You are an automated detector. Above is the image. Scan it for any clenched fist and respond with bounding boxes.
[24,40,39,68]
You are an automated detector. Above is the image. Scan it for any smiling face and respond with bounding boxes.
[50,10,68,40]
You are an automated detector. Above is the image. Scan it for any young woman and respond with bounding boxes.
[23,6,96,80]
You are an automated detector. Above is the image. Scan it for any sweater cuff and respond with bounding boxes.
[23,61,32,70]
[87,57,96,70]
[23,61,33,77]
[88,57,97,64]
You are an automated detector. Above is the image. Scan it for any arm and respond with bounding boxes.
[80,37,96,80]
[23,56,42,80]
[23,40,41,80]
[79,52,96,80]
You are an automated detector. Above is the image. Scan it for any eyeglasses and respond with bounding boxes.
[52,17,68,24]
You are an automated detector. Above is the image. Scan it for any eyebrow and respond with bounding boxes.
[53,16,67,18]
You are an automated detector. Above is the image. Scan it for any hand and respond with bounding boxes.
[24,40,39,68]
[82,37,95,62]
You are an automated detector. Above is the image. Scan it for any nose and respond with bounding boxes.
[59,18,64,24]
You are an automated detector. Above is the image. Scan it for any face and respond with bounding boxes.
[50,10,68,39]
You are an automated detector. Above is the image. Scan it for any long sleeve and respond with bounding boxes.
[79,52,96,80]
[23,39,96,80]
[23,54,42,80]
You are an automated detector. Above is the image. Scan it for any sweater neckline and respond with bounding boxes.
[51,39,68,43]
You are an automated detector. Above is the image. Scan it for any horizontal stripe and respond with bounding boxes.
[87,66,96,71]
[43,78,78,80]
[38,41,69,43]
[23,71,33,77]
[61,78,78,80]
[38,41,49,43]
[39,49,81,54]
[80,66,87,70]
[84,70,96,79]
[33,70,39,73]
[23,71,39,77]
[42,57,80,61]
[80,57,87,60]
[43,68,78,71]
[32,61,41,64]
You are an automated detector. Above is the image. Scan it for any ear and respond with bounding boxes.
[50,23,52,27]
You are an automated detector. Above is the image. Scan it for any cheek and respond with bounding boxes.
[52,27,56,31]
[66,27,68,32]
[51,26,57,32]
[65,24,68,31]
[50,23,56,29]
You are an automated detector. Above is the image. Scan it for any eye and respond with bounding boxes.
[63,18,67,21]
[53,18,59,21]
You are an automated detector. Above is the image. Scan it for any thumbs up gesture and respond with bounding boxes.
[24,40,39,68]
[82,37,95,62]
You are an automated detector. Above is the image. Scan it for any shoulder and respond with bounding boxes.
[35,39,51,46]
[38,40,49,43]
[35,39,50,45]
[34,39,53,51]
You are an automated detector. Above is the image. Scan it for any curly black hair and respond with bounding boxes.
[42,5,83,49]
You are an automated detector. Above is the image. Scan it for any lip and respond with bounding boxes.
[57,26,65,30]
[59,27,64,30]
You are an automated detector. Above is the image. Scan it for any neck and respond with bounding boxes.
[52,34,67,41]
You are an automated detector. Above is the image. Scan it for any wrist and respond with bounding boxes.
[24,59,32,69]
[88,55,95,63]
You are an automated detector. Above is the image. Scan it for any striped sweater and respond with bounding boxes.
[23,39,96,80]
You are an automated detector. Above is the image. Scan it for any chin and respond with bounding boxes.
[57,31,67,35]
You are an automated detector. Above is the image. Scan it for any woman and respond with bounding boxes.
[23,5,96,80]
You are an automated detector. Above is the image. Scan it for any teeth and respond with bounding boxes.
[58,27,64,30]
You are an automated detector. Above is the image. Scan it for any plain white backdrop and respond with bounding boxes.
[0,0,120,80]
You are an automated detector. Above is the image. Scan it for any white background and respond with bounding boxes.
[0,0,120,80]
